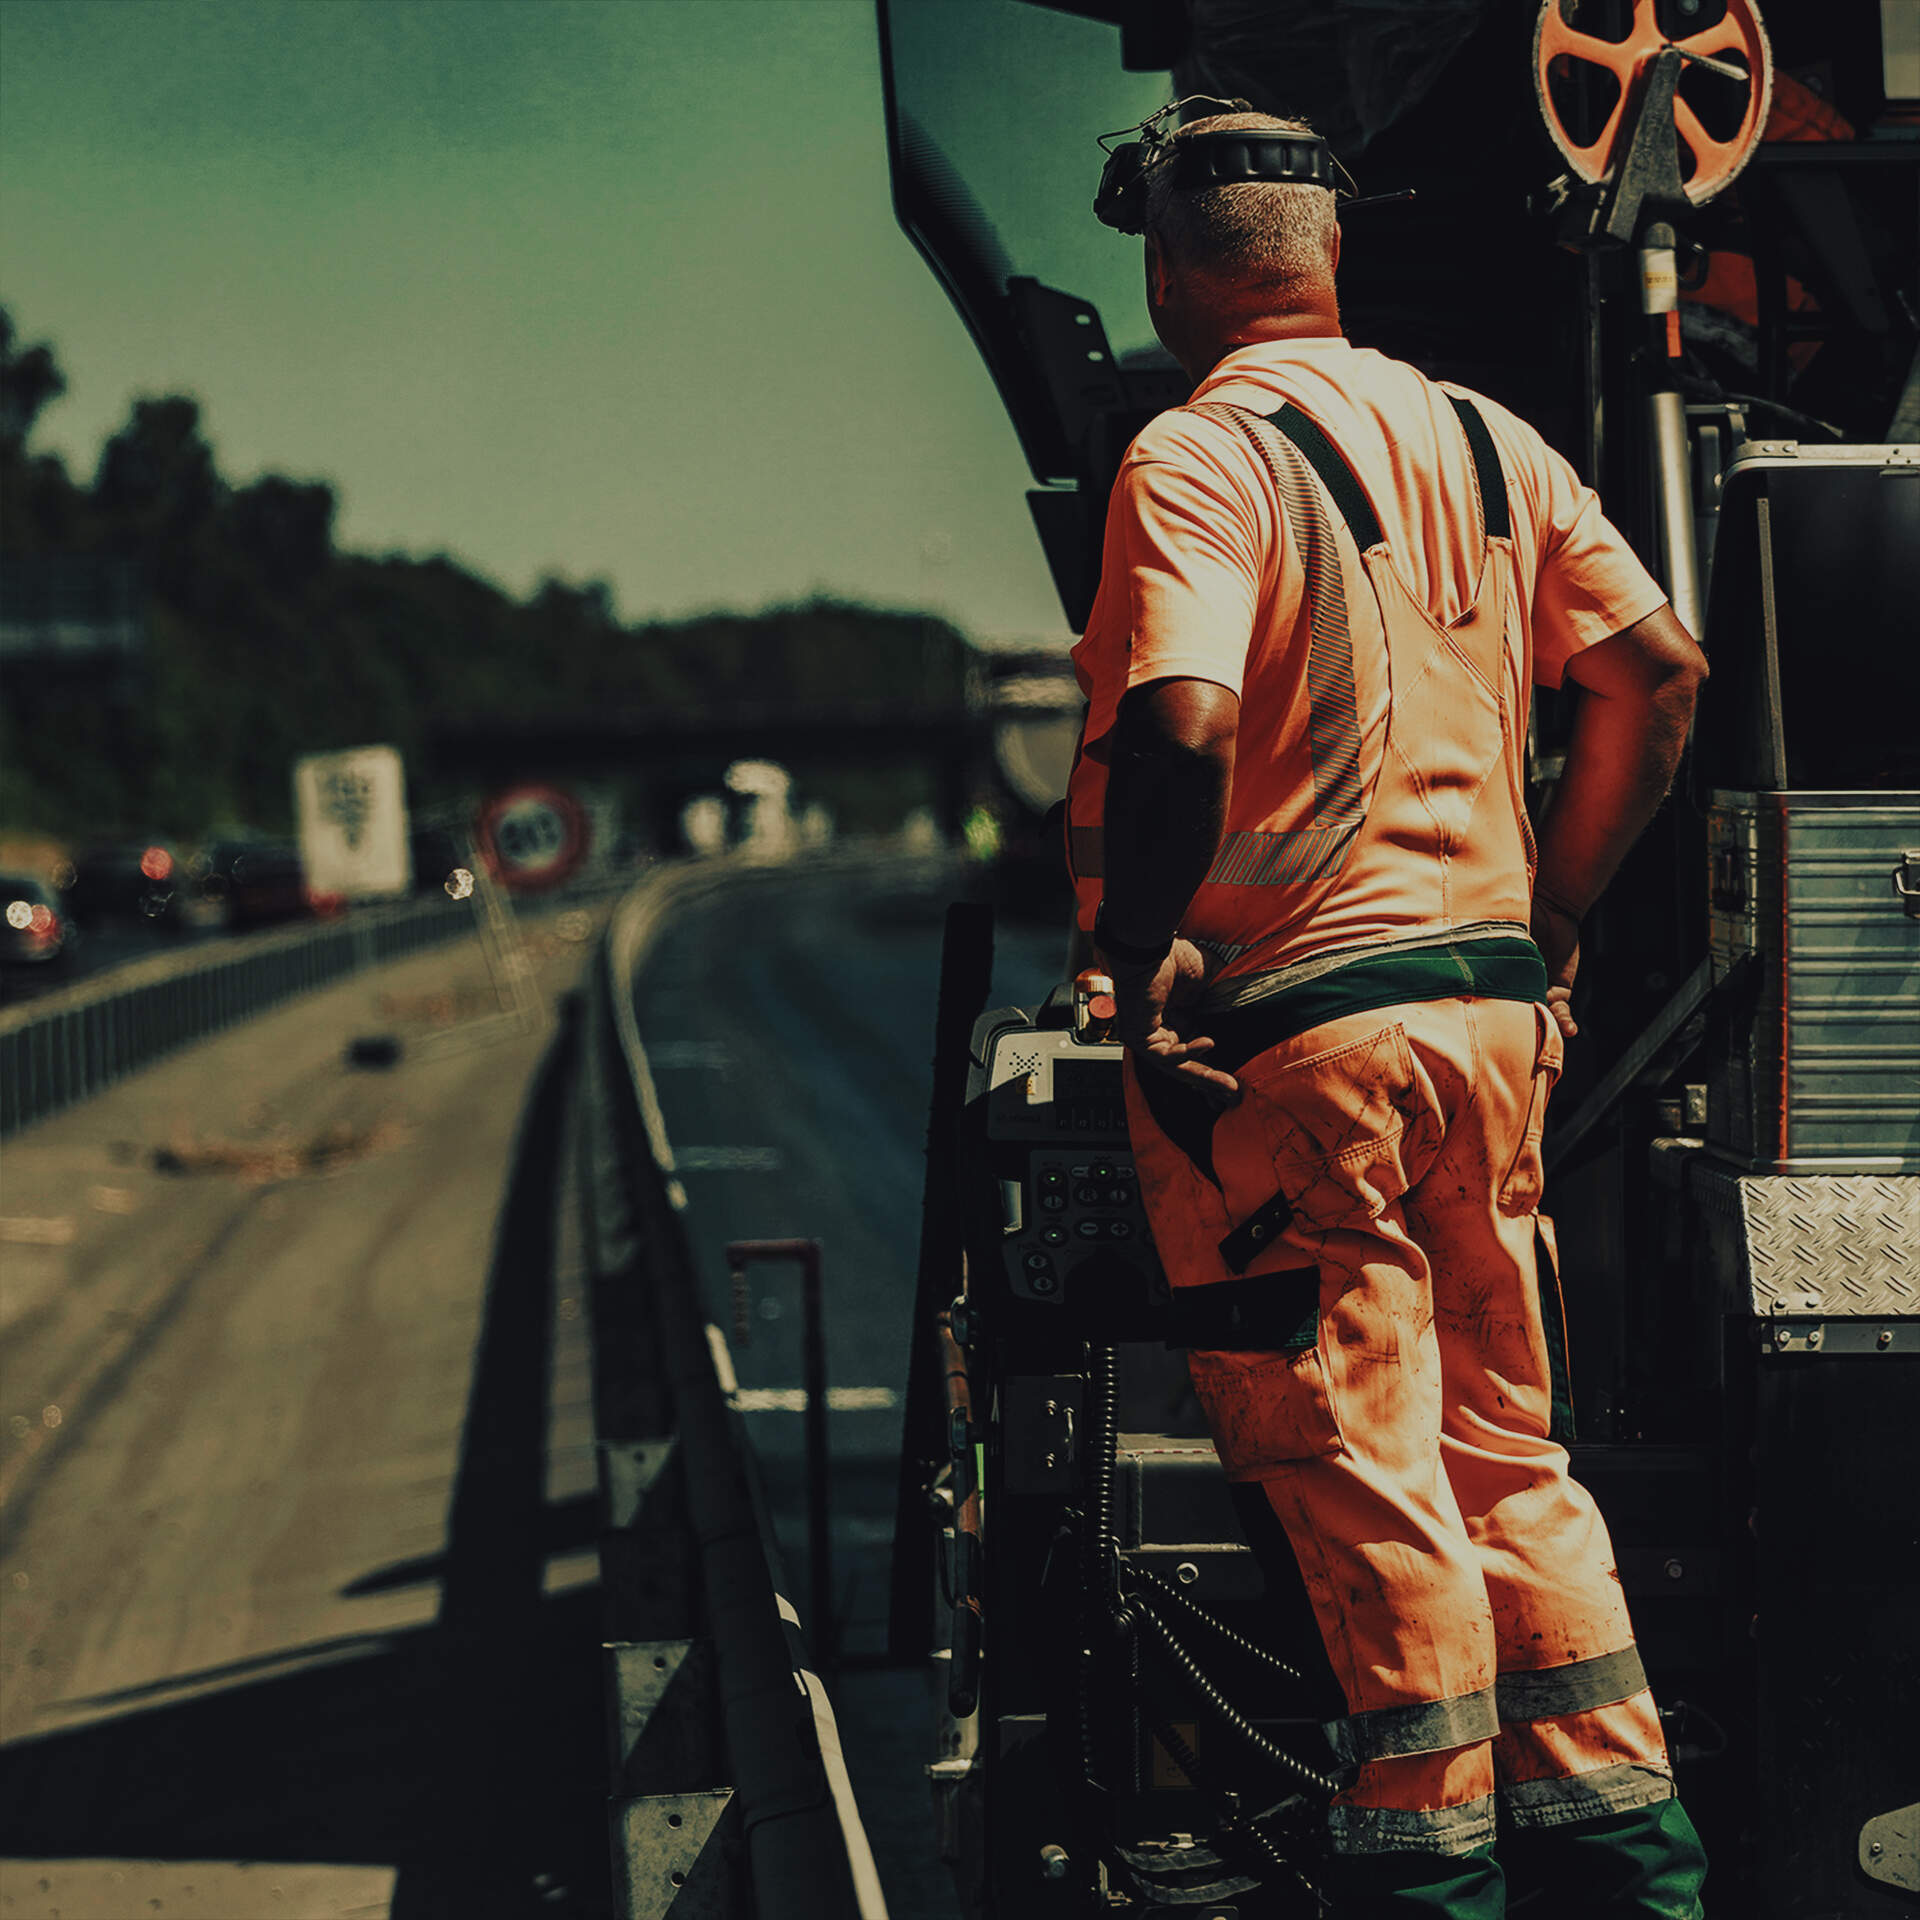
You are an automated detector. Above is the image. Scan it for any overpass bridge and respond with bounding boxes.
[428,655,1082,843]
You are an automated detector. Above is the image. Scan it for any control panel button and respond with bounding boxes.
[1075,1219,1103,1240]
[1106,1220,1134,1240]
[1023,1252,1055,1274]
[1041,1225,1067,1247]
[1074,1182,1103,1207]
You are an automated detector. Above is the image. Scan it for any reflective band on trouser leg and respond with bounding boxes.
[1329,1751,1496,1859]
[1495,1644,1647,1723]
[1327,1686,1500,1769]
[1493,1684,1705,1916]
[1496,1688,1676,1829]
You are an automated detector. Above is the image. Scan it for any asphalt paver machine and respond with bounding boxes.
[880,3,1920,1912]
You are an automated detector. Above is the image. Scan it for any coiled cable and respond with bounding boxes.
[1132,1596,1340,1797]
[1078,1343,1121,1788]
[1128,1560,1306,1685]
[1083,1343,1119,1600]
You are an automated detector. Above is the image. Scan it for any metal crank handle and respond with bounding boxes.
[1893,852,1920,919]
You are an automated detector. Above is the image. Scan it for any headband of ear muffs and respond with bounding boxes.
[1095,127,1337,235]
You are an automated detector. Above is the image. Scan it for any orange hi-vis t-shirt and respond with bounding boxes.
[1067,336,1666,982]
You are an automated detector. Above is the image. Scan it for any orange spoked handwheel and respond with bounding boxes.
[1534,0,1773,206]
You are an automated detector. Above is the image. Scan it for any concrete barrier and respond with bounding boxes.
[581,856,896,1920]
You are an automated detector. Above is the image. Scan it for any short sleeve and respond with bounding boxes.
[1528,441,1668,688]
[1113,414,1268,699]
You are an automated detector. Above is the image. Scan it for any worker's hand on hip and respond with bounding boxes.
[1530,896,1581,1040]
[1102,937,1241,1107]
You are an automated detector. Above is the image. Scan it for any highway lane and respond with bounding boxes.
[0,909,611,1919]
[630,860,1067,1920]
[0,856,1067,1920]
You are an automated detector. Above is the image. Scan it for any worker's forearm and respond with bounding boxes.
[1532,669,1700,917]
[1101,736,1233,946]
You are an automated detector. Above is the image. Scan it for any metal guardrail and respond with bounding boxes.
[0,895,472,1137]
[577,860,889,1919]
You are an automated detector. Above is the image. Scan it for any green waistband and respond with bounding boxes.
[1206,935,1548,1072]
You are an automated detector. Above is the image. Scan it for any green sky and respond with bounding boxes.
[0,0,1141,646]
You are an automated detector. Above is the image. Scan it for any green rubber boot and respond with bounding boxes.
[1325,1842,1506,1918]
[1505,1795,1708,1918]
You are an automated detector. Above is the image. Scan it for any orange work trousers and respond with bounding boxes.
[1124,994,1677,1856]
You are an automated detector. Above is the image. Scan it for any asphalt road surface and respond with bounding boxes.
[631,862,1065,1920]
[0,859,1064,1920]
[0,907,611,1920]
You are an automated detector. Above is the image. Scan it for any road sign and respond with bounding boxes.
[294,744,412,900]
[476,782,589,892]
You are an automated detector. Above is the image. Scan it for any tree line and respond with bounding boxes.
[0,308,971,841]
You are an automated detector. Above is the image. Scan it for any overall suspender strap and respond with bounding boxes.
[1263,403,1385,551]
[1260,394,1509,549]
[1446,393,1511,539]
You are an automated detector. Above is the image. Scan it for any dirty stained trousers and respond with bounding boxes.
[1127,993,1673,1856]
[1071,340,1703,1901]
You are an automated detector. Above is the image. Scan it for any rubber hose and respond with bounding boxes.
[1135,1598,1339,1796]
[1130,1561,1305,1684]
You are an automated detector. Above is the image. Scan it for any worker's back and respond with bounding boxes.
[1067,336,1666,982]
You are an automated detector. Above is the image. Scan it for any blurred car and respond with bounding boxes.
[0,872,74,969]
[63,841,184,928]
[195,839,310,930]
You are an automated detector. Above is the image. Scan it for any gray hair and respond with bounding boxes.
[1143,111,1338,295]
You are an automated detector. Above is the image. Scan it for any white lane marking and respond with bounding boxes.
[675,1145,784,1173]
[798,1666,892,1919]
[705,1323,741,1397]
[731,1387,900,1413]
[0,1217,75,1245]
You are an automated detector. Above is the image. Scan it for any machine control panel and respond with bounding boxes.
[970,1010,1164,1309]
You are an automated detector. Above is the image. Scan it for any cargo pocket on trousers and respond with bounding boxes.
[1497,1001,1565,1217]
[1241,1022,1420,1237]
[1191,1022,1424,1476]
[1188,1330,1344,1475]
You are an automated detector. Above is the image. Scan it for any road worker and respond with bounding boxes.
[1069,108,1711,1918]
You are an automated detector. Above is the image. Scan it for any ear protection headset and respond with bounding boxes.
[1094,96,1408,234]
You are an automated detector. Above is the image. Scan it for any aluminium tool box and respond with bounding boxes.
[1694,440,1920,1178]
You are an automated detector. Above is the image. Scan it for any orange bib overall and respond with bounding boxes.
[1110,400,1687,1879]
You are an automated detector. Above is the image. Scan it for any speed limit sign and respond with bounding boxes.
[475,783,589,892]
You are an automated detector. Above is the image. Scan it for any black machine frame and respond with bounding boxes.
[880,2,1920,1913]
